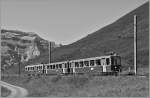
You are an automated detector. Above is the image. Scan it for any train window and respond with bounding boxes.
[96,59,101,65]
[90,60,94,66]
[36,66,38,70]
[75,62,79,68]
[106,58,110,65]
[84,61,89,66]
[80,61,84,67]
[56,64,59,69]
[116,57,121,65]
[47,65,50,69]
[53,65,55,69]
[67,62,70,68]
[59,64,62,68]
[65,63,67,68]
[111,57,121,65]
[50,65,53,69]
[111,57,114,65]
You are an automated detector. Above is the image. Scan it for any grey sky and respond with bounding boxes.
[1,0,148,45]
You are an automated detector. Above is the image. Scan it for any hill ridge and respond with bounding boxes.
[42,2,149,69]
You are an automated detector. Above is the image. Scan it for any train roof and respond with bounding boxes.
[25,64,43,67]
[25,55,120,67]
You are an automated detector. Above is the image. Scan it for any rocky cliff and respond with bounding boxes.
[1,29,61,69]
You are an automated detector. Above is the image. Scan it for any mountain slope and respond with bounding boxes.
[41,2,149,69]
[1,29,61,70]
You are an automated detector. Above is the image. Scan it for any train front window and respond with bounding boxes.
[106,58,110,65]
[80,61,84,67]
[90,60,94,66]
[116,57,121,65]
[111,56,121,65]
[75,62,79,68]
[96,59,101,65]
[84,61,89,66]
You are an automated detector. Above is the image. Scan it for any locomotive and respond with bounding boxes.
[25,53,122,76]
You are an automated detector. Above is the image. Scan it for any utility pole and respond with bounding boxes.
[18,48,21,77]
[49,41,52,64]
[134,15,137,75]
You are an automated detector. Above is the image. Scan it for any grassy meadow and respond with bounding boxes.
[2,67,149,97]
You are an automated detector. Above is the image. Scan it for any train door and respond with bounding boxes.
[62,62,72,74]
[67,62,73,74]
[62,63,65,74]
[72,62,76,73]
[101,58,106,72]
[43,64,47,74]
[64,62,73,74]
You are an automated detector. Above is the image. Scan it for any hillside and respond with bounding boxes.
[1,29,61,70]
[35,2,149,70]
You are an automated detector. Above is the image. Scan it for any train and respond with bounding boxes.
[25,53,122,76]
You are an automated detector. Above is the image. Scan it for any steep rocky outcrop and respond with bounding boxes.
[1,29,61,69]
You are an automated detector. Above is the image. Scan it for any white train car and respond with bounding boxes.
[25,64,47,76]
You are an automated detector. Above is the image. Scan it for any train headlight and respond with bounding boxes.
[91,67,94,70]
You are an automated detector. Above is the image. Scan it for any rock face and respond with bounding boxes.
[1,29,61,69]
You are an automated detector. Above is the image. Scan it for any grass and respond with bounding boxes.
[1,86,11,97]
[1,68,149,97]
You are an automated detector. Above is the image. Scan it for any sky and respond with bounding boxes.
[1,0,148,45]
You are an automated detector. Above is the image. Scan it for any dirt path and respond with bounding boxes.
[0,81,28,98]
